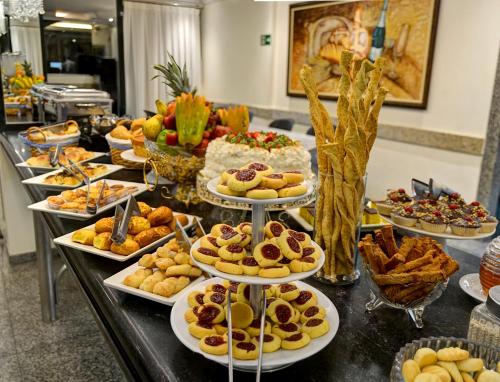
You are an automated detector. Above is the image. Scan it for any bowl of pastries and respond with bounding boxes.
[391,337,500,382]
[170,277,339,371]
[190,220,324,283]
[208,163,312,204]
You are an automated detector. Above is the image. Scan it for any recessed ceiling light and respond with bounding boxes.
[108,17,114,22]
[173,2,178,5]
[72,38,76,43]
[55,11,68,18]
[49,22,93,30]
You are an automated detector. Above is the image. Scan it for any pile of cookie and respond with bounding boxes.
[192,221,321,278]
[184,281,330,358]
[216,162,307,200]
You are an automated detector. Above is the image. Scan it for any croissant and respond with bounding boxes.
[153,276,190,297]
[123,268,153,288]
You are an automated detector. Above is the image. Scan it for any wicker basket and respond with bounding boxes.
[105,133,143,169]
[19,124,80,156]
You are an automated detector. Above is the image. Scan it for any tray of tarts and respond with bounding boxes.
[54,204,193,261]
[28,179,148,219]
[104,239,205,303]
[22,163,123,189]
[16,147,106,171]
[170,277,339,372]
[190,221,325,285]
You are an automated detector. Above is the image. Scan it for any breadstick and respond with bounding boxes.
[388,254,434,274]
[373,270,445,286]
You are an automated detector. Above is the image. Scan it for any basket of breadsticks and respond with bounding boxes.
[299,49,387,283]
[359,225,459,324]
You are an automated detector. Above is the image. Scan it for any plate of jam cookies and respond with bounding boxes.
[190,221,325,285]
[171,277,339,372]
[207,163,314,205]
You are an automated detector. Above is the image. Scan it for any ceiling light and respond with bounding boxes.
[72,38,76,43]
[55,11,68,18]
[108,17,114,22]
[49,21,93,30]
[173,2,178,5]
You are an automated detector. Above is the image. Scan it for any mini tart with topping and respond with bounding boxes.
[302,245,321,260]
[275,283,300,301]
[216,183,246,197]
[439,192,466,206]
[210,224,235,237]
[203,291,228,306]
[266,299,294,324]
[188,291,205,308]
[281,332,311,350]
[391,206,418,227]
[264,220,286,239]
[438,203,464,222]
[301,318,330,338]
[289,256,317,273]
[232,339,259,360]
[272,322,301,339]
[450,216,481,236]
[197,303,225,324]
[215,259,243,275]
[260,333,281,353]
[220,168,239,183]
[246,318,272,337]
[236,283,251,304]
[218,244,246,261]
[277,183,307,198]
[387,188,412,204]
[420,210,448,233]
[200,235,220,252]
[464,200,489,215]
[246,186,279,200]
[206,283,227,294]
[224,302,254,329]
[300,305,326,324]
[410,199,436,216]
[258,265,290,278]
[253,241,283,267]
[261,173,287,189]
[227,169,262,191]
[239,256,260,275]
[199,335,228,355]
[242,162,274,177]
[235,222,252,235]
[292,290,318,312]
[192,247,220,265]
[277,232,303,260]
[188,321,217,339]
[222,328,250,343]
[285,229,311,247]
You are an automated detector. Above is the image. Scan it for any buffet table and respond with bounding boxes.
[0,128,483,381]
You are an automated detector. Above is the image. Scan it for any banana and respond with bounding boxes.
[155,99,168,115]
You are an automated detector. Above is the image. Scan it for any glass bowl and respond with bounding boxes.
[390,336,500,382]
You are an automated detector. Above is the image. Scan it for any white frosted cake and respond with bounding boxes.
[199,131,313,181]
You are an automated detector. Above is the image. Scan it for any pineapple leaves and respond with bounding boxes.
[151,52,195,98]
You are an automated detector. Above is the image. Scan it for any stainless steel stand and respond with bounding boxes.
[33,211,57,322]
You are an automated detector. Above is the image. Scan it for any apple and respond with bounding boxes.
[212,125,232,139]
[163,114,176,130]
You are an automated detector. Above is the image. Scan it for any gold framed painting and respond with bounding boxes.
[287,0,440,108]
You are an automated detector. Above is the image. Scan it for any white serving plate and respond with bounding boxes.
[459,273,487,303]
[104,262,205,305]
[383,216,495,240]
[207,177,314,206]
[171,277,339,372]
[22,163,124,189]
[53,213,195,261]
[190,238,325,285]
[28,179,148,220]
[120,149,147,164]
[16,151,107,171]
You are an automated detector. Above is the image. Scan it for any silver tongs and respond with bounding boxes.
[49,144,62,167]
[411,178,457,200]
[111,195,141,244]
[67,158,105,215]
[175,217,205,251]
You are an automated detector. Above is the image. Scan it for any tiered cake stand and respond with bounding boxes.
[171,178,339,379]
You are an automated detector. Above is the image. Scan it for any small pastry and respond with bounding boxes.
[302,246,321,260]
[277,183,307,198]
[197,303,225,324]
[147,206,173,226]
[216,183,245,197]
[174,214,189,227]
[222,328,250,343]
[72,229,96,245]
[188,291,205,308]
[246,318,272,337]
[300,306,326,324]
[225,302,254,329]
[436,347,469,362]
[138,253,158,268]
[402,360,421,382]
[174,251,190,265]
[200,235,220,252]
[210,224,235,237]
[260,173,288,189]
[301,318,329,338]
[292,290,318,312]
[134,228,162,248]
[192,247,220,265]
[267,299,294,324]
[216,231,243,247]
[289,256,317,273]
[239,257,260,275]
[214,321,228,335]
[155,257,176,270]
[235,222,252,235]
[450,217,481,236]
[391,206,418,227]
[282,170,304,184]
[123,268,153,288]
[414,348,438,368]
[246,187,278,200]
[137,201,152,218]
[221,168,239,183]
[260,333,281,353]
[242,162,273,176]
[93,232,112,250]
[139,270,165,293]
[291,308,301,323]
[127,216,151,235]
[281,332,310,350]
[232,340,259,360]
[47,196,65,209]
[236,283,250,304]
[277,233,302,260]
[206,283,227,295]
[153,225,171,237]
[264,221,286,239]
[455,358,484,372]
[199,335,228,355]
[153,276,190,297]
[227,169,262,191]
[286,229,311,247]
[219,244,246,261]
[275,283,300,301]
[258,265,290,278]
[239,233,252,247]
[215,259,243,275]
[272,322,300,339]
[476,370,500,382]
[253,241,282,267]
[203,291,227,306]
[61,190,77,202]
[184,307,199,323]
[188,322,217,339]
[60,202,80,213]
[165,264,201,278]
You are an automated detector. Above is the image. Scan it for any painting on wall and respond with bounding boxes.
[287,0,440,108]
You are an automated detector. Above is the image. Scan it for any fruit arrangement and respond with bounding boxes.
[8,61,44,95]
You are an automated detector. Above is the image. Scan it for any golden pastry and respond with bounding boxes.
[188,291,205,308]
[221,168,238,183]
[272,322,300,339]
[477,371,500,382]
[60,202,80,213]
[165,264,201,278]
[110,239,140,256]
[147,206,173,226]
[225,302,253,328]
[174,214,188,227]
[199,335,228,355]
[219,244,246,261]
[289,257,317,273]
[134,228,161,248]
[222,328,250,343]
[155,257,176,270]
[227,169,262,191]
[292,290,318,312]
[192,247,220,265]
[301,318,329,338]
[414,348,438,368]
[197,303,225,324]
[277,183,307,198]
[261,173,287,189]
[203,291,228,306]
[264,221,286,239]
[184,307,199,323]
[217,183,245,197]
[137,201,152,218]
[267,299,294,324]
[95,217,114,233]
[93,232,112,250]
[72,229,96,245]
[232,340,259,360]
[246,318,272,337]
[246,187,279,199]
[456,358,484,372]
[200,235,220,252]
[239,257,260,275]
[173,251,190,265]
[421,365,451,382]
[153,276,190,297]
[276,284,300,301]
[206,283,228,295]
[210,224,235,237]
[253,241,282,267]
[214,322,228,335]
[403,360,422,382]
[138,253,158,268]
[127,216,150,235]
[436,362,462,382]
[236,283,250,304]
[461,372,474,382]
[281,332,310,350]
[215,260,243,275]
[188,322,217,339]
[243,162,273,177]
[300,306,326,324]
[258,265,290,278]
[277,232,302,260]
[260,333,281,353]
[282,171,304,184]
[216,231,243,247]
[286,229,311,247]
[235,222,252,235]
[291,308,301,323]
[239,233,252,247]
[139,270,165,293]
[153,225,171,237]
[47,196,64,209]
[110,125,132,140]
[414,373,441,382]
[436,347,469,362]
[123,268,153,288]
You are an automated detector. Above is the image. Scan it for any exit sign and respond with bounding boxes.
[261,34,271,46]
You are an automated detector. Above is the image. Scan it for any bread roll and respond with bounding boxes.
[153,276,190,297]
[111,239,140,255]
[138,202,152,218]
[147,206,173,226]
[153,225,172,237]
[95,217,114,233]
[138,253,158,268]
[139,270,165,293]
[123,268,153,288]
[72,229,96,245]
[134,228,162,248]
[93,232,112,250]
[110,125,132,140]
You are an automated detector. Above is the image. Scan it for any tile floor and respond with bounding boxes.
[0,242,125,382]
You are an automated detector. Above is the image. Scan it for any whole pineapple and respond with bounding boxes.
[22,61,33,78]
[152,52,196,98]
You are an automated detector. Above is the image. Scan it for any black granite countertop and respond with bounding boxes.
[0,128,485,382]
